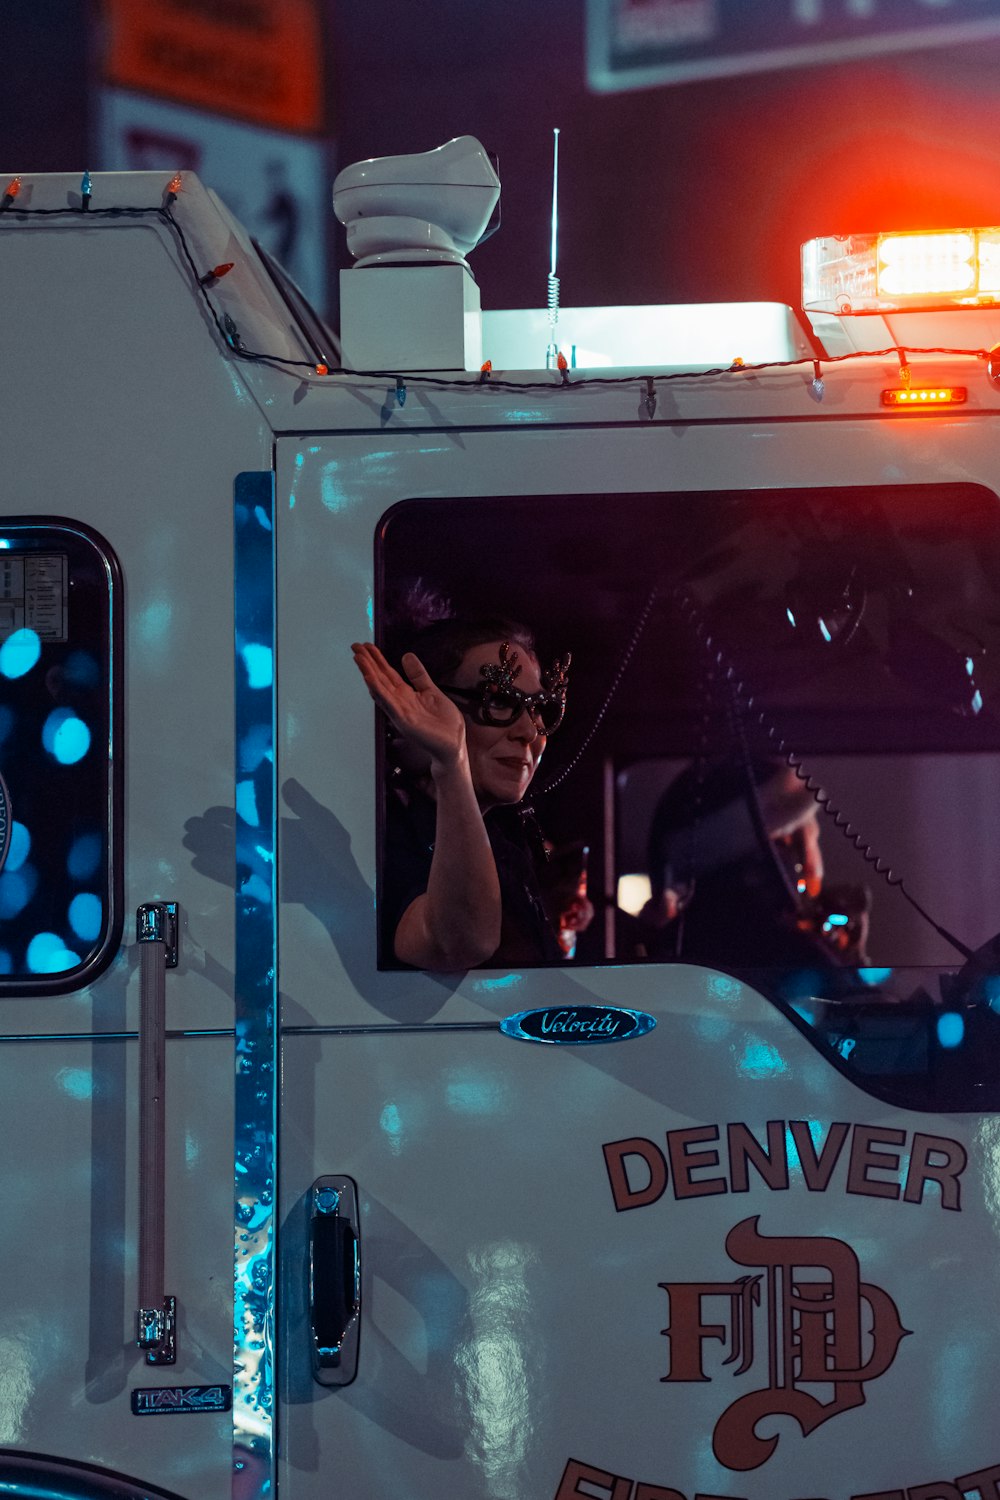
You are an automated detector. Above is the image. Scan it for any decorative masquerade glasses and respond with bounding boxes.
[443,642,571,735]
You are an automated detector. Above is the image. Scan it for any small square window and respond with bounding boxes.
[0,520,123,994]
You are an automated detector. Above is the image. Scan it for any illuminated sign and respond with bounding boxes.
[588,0,1000,91]
[97,89,330,314]
[102,0,325,133]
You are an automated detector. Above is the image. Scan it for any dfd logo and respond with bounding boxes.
[660,1216,910,1473]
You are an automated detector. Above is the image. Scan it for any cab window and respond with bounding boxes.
[378,486,1000,1109]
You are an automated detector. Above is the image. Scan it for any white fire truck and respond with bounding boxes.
[3,140,1000,1500]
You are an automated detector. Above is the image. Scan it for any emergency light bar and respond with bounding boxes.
[803,229,1000,313]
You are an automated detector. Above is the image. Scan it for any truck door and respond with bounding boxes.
[0,500,247,1497]
[274,420,1000,1500]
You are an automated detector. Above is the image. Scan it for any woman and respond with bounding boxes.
[351,618,571,971]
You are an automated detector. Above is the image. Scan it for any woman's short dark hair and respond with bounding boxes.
[390,616,537,685]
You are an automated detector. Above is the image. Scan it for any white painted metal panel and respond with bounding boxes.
[274,415,1000,1031]
[0,1034,234,1495]
[0,173,276,1495]
[278,973,998,1500]
[275,419,1000,1499]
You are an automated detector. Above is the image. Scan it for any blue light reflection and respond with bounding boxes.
[68,892,102,943]
[737,1038,790,1077]
[63,649,100,686]
[58,1067,94,1100]
[785,1119,825,1178]
[445,1069,505,1116]
[0,628,41,679]
[42,708,91,763]
[241,644,273,690]
[937,1012,965,1049]
[0,865,38,919]
[138,600,172,645]
[5,822,30,873]
[858,967,893,986]
[26,932,81,974]
[380,1102,403,1153]
[236,779,259,828]
[67,833,101,880]
[240,725,272,773]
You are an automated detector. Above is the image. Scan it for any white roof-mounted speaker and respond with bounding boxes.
[332,136,501,271]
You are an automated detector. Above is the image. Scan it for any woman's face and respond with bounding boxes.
[450,640,546,810]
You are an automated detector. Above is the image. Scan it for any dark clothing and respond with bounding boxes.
[381,782,563,968]
[645,760,860,980]
[654,860,815,967]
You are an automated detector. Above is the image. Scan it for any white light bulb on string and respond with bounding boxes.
[810,359,825,402]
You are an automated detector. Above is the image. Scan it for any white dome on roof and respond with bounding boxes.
[332,136,501,270]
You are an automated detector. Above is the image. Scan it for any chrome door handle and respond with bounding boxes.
[309,1176,361,1386]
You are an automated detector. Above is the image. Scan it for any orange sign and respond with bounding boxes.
[103,0,326,135]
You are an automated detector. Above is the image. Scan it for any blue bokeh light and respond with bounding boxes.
[68,892,102,943]
[937,1012,965,1049]
[26,932,81,974]
[5,822,30,873]
[63,650,100,687]
[0,628,41,679]
[67,833,102,880]
[42,708,91,763]
[0,865,38,919]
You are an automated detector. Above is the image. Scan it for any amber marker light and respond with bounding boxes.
[881,387,968,407]
[199,262,235,286]
[1,176,22,209]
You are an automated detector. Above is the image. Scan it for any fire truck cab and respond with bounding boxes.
[3,153,1000,1500]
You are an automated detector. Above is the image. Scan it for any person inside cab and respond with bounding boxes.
[352,615,572,970]
[640,757,871,973]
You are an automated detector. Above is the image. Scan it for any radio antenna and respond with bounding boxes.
[545,127,560,370]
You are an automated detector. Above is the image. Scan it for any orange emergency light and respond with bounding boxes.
[803,227,1000,311]
[881,386,967,408]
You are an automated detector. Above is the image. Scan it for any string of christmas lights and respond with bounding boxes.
[4,173,1000,399]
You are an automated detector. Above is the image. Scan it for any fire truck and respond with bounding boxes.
[3,140,1000,1500]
